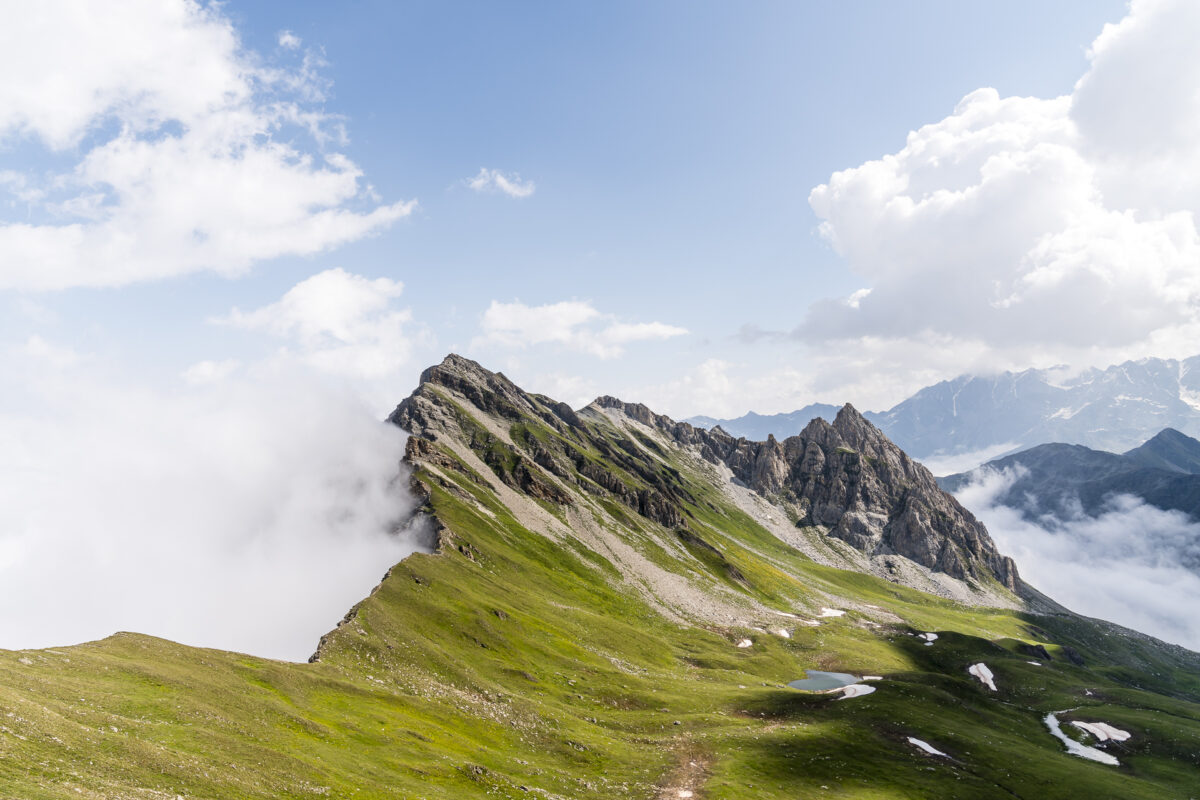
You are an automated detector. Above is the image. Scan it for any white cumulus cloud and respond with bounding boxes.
[216,268,426,381]
[467,167,536,198]
[0,0,413,290]
[474,299,686,359]
[802,0,1200,379]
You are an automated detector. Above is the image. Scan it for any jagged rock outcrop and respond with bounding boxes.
[388,356,694,531]
[393,355,1020,593]
[389,355,582,440]
[590,397,1019,590]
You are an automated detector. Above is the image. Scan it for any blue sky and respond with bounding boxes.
[2,0,1144,419]
[6,0,1200,658]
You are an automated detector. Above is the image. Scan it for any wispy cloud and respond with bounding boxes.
[473,299,686,359]
[467,167,536,198]
[181,358,240,385]
[0,1,413,290]
[215,268,428,381]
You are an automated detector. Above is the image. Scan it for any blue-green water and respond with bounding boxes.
[787,670,859,691]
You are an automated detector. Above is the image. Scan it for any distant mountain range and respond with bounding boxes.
[687,356,1200,464]
[688,404,842,442]
[940,428,1200,523]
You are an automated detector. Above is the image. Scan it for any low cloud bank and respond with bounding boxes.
[0,363,427,661]
[920,442,1022,478]
[956,467,1200,651]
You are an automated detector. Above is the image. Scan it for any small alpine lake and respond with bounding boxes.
[787,670,861,692]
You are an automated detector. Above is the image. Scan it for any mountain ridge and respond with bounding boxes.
[688,355,1200,462]
[591,393,1021,595]
[393,354,1023,601]
[1123,427,1200,474]
[4,353,1200,798]
[941,427,1200,525]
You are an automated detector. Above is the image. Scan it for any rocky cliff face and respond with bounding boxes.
[591,396,1019,590]
[392,355,1020,595]
[389,356,697,531]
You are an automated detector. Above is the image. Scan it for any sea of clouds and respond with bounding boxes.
[956,465,1200,651]
[0,359,429,662]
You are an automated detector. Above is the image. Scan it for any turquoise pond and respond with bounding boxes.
[787,671,860,692]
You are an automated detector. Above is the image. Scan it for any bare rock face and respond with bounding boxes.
[389,356,696,532]
[391,355,1020,592]
[389,354,581,439]
[592,396,1019,591]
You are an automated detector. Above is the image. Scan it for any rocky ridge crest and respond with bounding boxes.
[591,396,1019,590]
[393,355,1020,594]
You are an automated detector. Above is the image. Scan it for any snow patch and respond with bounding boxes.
[736,639,752,648]
[1044,713,1119,765]
[1071,721,1131,742]
[837,684,876,699]
[1180,387,1200,412]
[907,737,948,757]
[1049,403,1090,420]
[819,608,845,618]
[968,663,996,691]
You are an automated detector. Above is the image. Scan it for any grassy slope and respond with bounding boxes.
[2,407,1199,798]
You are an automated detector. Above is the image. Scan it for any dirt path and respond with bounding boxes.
[654,738,712,800]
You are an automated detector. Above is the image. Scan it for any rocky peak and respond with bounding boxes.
[831,403,873,443]
[392,355,1020,594]
[699,405,1017,589]
[601,399,1017,590]
[590,396,674,430]
[389,354,581,439]
[834,401,867,426]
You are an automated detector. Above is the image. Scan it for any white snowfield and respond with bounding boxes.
[837,684,876,699]
[862,675,883,681]
[918,632,938,642]
[907,737,948,756]
[736,639,752,648]
[819,608,846,618]
[775,629,791,638]
[1044,713,1120,766]
[1072,721,1131,742]
[968,662,997,691]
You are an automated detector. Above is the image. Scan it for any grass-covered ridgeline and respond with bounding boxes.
[3,377,1199,799]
